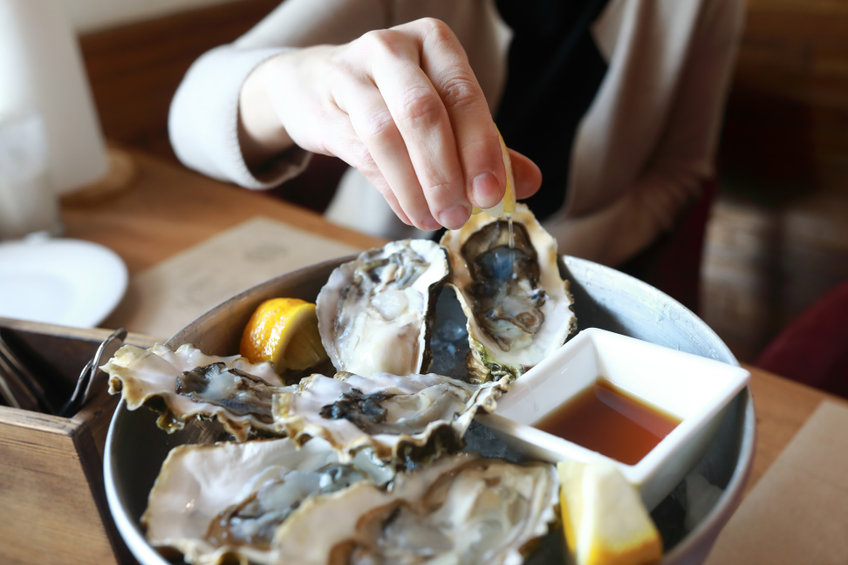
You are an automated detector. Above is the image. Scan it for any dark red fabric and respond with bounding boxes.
[755,279,848,399]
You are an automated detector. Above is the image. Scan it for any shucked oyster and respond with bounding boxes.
[104,343,291,440]
[441,203,576,382]
[273,452,559,565]
[316,239,450,377]
[143,437,393,565]
[273,371,509,465]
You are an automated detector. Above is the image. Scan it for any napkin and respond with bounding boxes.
[104,217,360,339]
[704,400,848,565]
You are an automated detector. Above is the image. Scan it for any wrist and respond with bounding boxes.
[238,54,295,171]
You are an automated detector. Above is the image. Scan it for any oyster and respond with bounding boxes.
[143,437,393,565]
[440,203,576,381]
[103,343,292,440]
[272,452,559,565]
[273,371,509,465]
[316,239,450,377]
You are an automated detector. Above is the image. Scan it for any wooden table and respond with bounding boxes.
[56,148,846,561]
[61,149,384,276]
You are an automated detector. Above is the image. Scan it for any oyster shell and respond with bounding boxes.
[316,239,450,377]
[272,452,559,565]
[273,371,509,465]
[440,203,576,381]
[103,343,291,440]
[143,437,393,565]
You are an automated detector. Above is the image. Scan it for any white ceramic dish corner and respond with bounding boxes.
[477,327,751,509]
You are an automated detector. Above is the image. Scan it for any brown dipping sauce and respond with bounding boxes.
[534,379,681,465]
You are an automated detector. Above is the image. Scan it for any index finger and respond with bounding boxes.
[363,23,469,228]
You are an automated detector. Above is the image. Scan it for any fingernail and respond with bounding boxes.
[438,205,471,230]
[472,172,500,208]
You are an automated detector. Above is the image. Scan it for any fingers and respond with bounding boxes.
[332,67,441,229]
[410,19,506,211]
[259,19,537,231]
[314,100,417,226]
[345,18,507,230]
[355,23,469,229]
[508,149,543,200]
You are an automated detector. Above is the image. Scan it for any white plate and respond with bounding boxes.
[477,328,751,509]
[0,235,128,327]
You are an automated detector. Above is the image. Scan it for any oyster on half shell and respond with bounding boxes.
[316,239,450,377]
[143,437,393,565]
[273,371,509,465]
[103,343,292,440]
[272,452,559,565]
[440,203,576,382]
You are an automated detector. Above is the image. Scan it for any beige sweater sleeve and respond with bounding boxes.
[167,0,390,189]
[548,0,744,266]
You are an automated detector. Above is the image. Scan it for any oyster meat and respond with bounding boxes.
[273,452,559,565]
[440,203,576,381]
[143,436,393,565]
[103,343,292,440]
[273,371,509,465]
[316,239,450,377]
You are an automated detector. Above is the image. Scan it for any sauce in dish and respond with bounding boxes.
[534,379,681,465]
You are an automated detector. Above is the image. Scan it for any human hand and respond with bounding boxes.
[239,17,541,231]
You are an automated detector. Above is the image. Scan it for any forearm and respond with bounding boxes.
[169,0,388,188]
[168,45,300,189]
[238,54,296,175]
[168,0,526,234]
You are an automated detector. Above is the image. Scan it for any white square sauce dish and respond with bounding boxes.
[476,327,751,509]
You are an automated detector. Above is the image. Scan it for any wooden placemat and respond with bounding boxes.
[705,400,848,564]
[103,216,360,339]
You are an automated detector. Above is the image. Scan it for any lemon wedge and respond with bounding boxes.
[472,130,516,218]
[240,297,328,372]
[557,459,663,565]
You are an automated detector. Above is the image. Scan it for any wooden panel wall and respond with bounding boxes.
[79,0,280,163]
[718,0,848,195]
[706,0,848,361]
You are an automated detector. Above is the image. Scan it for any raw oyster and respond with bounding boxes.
[272,452,559,565]
[143,437,393,565]
[103,343,292,440]
[316,239,450,377]
[440,203,576,381]
[273,371,509,465]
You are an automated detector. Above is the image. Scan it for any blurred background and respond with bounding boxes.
[65,0,848,365]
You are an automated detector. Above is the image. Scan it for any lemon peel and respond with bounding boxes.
[557,459,663,565]
[240,297,328,372]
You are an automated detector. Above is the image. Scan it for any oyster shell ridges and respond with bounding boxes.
[272,371,509,465]
[272,452,560,565]
[103,343,291,440]
[316,239,450,377]
[440,203,577,382]
[143,437,393,565]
